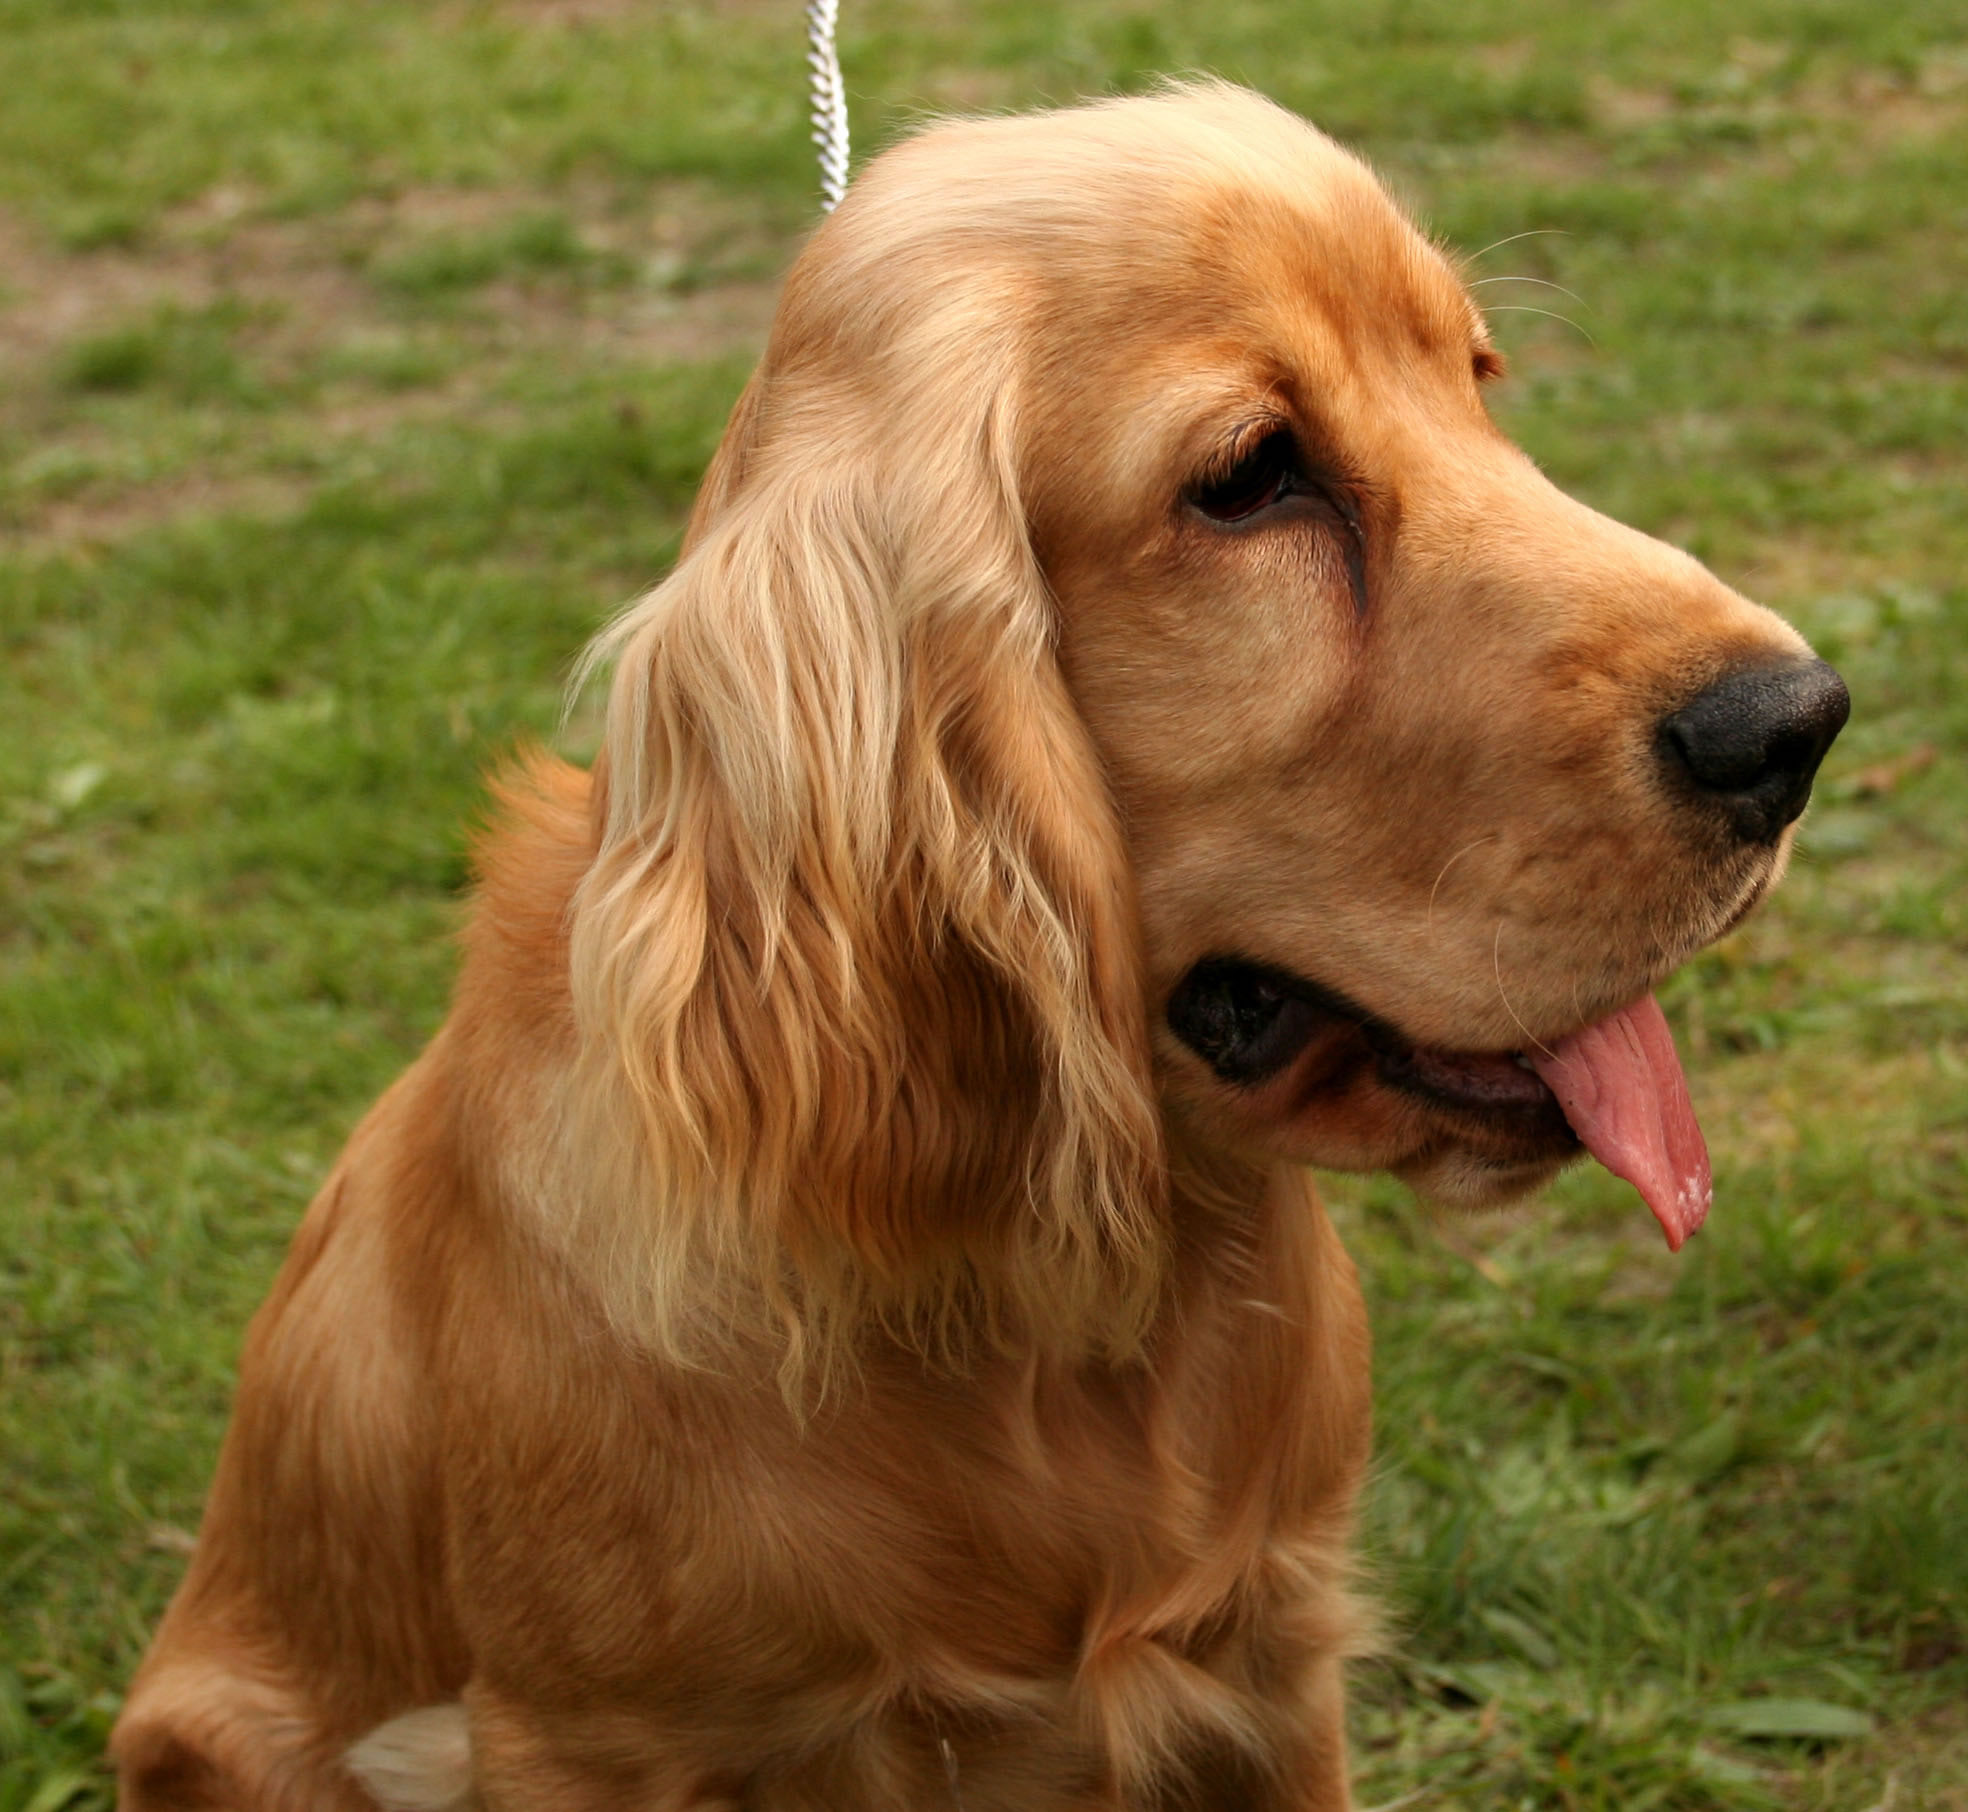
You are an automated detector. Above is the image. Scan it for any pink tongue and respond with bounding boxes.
[1527,995,1711,1251]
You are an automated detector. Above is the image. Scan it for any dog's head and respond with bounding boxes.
[569,84,1844,1369]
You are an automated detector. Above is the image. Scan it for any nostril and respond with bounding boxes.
[1659,657,1849,843]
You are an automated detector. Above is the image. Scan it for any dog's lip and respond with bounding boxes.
[1368,1030,1571,1123]
[1170,955,1577,1135]
[1350,1005,1578,1138]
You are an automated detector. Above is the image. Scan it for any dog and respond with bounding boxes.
[113,82,1847,1810]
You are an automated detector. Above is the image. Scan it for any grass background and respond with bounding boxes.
[2,1,1964,1806]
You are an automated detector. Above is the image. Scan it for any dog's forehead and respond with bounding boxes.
[1072,173,1480,402]
[836,88,1481,396]
[999,118,1485,497]
[762,85,1491,519]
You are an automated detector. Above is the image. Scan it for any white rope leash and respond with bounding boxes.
[805,0,850,211]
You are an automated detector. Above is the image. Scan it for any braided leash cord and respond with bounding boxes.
[805,0,850,211]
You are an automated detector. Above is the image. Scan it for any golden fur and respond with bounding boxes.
[115,85,1820,1809]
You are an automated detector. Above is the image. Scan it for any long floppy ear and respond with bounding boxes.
[675,366,765,555]
[564,384,1167,1385]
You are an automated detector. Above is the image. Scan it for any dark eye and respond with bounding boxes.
[1191,429,1297,522]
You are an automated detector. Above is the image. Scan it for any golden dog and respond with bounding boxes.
[114,84,1847,1810]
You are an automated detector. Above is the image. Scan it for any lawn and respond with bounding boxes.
[2,1,1964,1806]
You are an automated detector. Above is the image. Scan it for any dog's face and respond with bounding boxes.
[582,85,1844,1368]
[994,96,1845,1210]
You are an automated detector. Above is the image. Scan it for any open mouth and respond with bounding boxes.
[1166,957,1568,1129]
[1166,957,1712,1250]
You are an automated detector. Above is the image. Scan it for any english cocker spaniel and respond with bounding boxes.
[114,83,1848,1811]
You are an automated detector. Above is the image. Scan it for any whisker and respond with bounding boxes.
[1465,227,1570,263]
[1427,836,1498,936]
[1484,304,1598,347]
[1493,922,1557,1060]
[1469,275,1591,310]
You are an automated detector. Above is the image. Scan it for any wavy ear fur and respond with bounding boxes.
[563,379,1167,1387]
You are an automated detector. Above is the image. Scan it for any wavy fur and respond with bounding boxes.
[560,372,1166,1389]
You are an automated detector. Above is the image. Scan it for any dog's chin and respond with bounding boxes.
[1392,1144,1579,1211]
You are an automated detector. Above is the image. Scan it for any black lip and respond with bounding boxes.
[1372,1041,1577,1143]
[1166,958,1374,1085]
[1166,955,1578,1144]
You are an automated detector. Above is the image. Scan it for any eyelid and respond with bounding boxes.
[1187,415,1367,536]
[1198,417,1293,488]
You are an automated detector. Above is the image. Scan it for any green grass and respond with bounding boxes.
[2,2,1964,1807]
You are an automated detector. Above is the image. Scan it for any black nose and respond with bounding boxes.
[1659,657,1849,843]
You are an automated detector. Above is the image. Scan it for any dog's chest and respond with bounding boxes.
[696,1376,1306,1805]
[447,1186,1368,1804]
[489,1326,1335,1803]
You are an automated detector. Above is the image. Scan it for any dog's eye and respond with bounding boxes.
[1191,429,1297,523]
[1188,426,1371,613]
